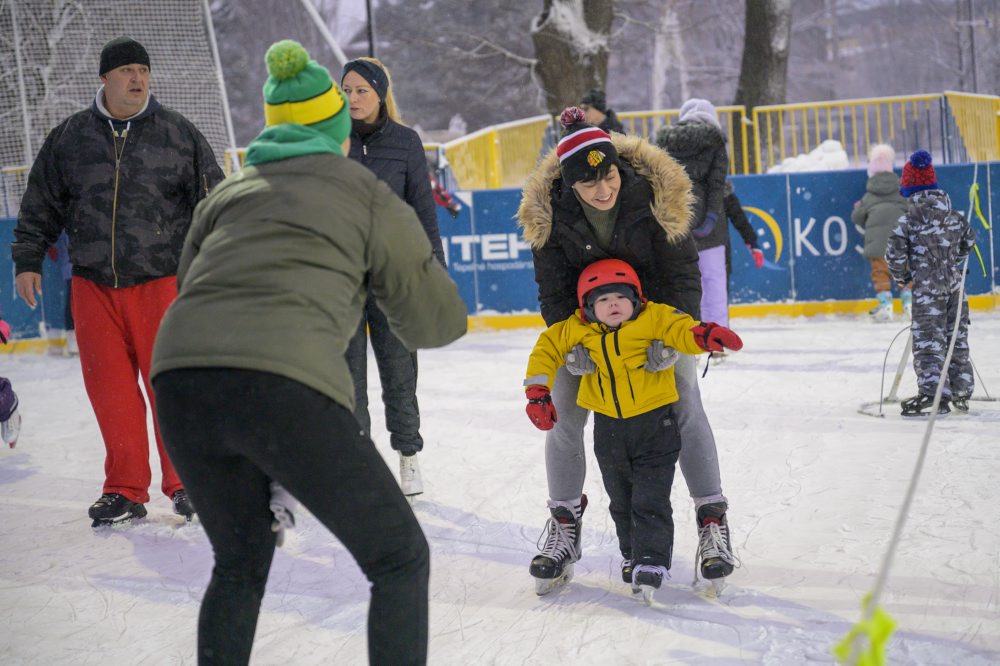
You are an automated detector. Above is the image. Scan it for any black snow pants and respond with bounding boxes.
[153,368,428,666]
[345,296,423,453]
[593,403,682,569]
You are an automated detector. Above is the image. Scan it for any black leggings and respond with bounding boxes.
[154,368,428,666]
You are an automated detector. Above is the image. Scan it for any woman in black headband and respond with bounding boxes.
[340,57,447,502]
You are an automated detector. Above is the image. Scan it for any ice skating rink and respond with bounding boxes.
[2,313,998,665]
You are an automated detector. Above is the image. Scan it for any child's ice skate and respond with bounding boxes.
[1,404,20,448]
[529,495,586,595]
[621,558,640,594]
[0,378,19,449]
[632,564,669,606]
[900,289,912,319]
[869,291,893,322]
[900,394,950,417]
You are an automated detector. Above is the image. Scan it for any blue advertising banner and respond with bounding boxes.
[1,218,68,338]
[728,174,795,304]
[2,162,997,339]
[439,188,537,314]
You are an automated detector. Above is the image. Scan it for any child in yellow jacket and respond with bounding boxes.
[523,259,742,600]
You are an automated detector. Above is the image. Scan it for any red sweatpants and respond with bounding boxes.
[72,276,182,503]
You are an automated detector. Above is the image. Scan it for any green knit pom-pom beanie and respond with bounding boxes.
[261,39,350,145]
[265,40,310,80]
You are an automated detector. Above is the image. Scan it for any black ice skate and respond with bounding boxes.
[695,502,738,594]
[632,564,669,606]
[950,396,970,414]
[89,493,147,528]
[900,394,950,417]
[172,490,195,522]
[529,495,587,595]
[621,558,638,593]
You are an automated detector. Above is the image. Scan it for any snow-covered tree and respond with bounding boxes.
[733,0,792,172]
[530,0,613,115]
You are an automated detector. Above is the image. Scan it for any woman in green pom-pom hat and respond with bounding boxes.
[150,39,467,666]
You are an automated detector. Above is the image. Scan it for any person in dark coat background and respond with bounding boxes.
[723,181,764,276]
[580,88,626,134]
[656,98,732,327]
[341,56,447,500]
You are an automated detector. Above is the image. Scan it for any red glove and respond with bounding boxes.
[691,322,743,353]
[748,245,764,269]
[525,385,557,431]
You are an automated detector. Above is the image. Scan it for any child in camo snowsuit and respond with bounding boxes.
[885,150,977,415]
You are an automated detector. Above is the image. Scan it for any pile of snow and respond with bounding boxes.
[767,139,851,173]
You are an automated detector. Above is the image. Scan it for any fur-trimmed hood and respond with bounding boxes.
[517,134,694,250]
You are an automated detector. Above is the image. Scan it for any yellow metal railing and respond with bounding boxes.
[218,93,1000,185]
[439,115,551,190]
[751,94,942,173]
[618,106,750,175]
[944,91,1000,162]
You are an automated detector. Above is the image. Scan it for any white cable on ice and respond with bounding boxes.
[852,252,971,657]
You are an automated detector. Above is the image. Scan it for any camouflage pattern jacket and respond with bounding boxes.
[13,93,223,287]
[885,189,976,295]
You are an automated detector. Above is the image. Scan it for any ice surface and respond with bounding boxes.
[2,313,998,664]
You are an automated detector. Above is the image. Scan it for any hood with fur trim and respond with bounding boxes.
[517,134,694,250]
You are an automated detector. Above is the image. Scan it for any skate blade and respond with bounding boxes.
[534,564,574,595]
[640,585,656,606]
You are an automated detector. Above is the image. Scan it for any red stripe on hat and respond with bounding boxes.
[557,128,611,162]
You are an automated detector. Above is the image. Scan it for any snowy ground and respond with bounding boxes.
[2,312,999,665]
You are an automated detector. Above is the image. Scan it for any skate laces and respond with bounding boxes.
[696,519,738,568]
[93,493,118,508]
[535,515,579,564]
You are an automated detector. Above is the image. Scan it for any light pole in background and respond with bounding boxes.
[365,0,376,57]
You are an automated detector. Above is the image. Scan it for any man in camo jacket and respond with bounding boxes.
[885,150,976,417]
[11,37,223,525]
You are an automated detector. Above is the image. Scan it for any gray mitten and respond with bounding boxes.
[564,343,596,375]
[644,340,679,372]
